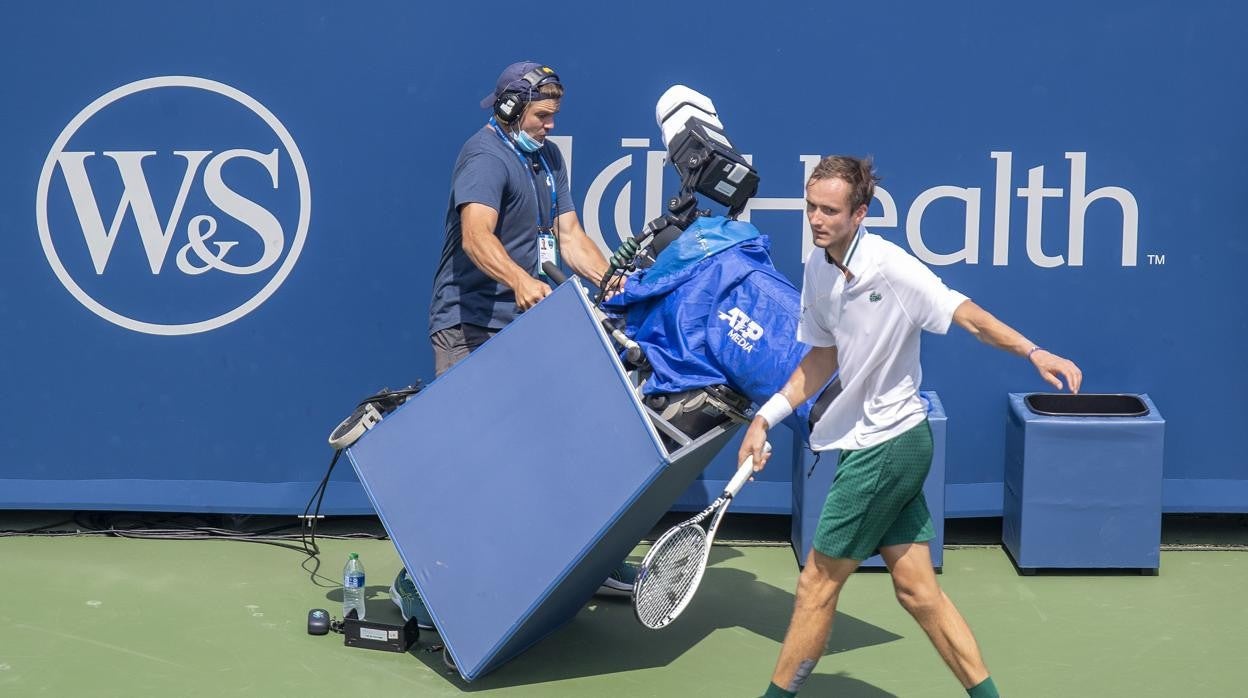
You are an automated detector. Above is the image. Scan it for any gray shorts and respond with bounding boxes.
[431,323,499,377]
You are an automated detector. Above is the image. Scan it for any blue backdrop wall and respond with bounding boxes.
[2,1,1244,515]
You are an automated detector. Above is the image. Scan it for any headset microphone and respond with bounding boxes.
[493,65,560,123]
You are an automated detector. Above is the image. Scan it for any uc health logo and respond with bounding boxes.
[35,76,311,335]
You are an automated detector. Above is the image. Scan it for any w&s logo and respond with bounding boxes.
[35,76,311,335]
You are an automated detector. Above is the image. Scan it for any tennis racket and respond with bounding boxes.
[632,442,769,629]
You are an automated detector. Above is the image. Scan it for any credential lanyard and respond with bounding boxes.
[488,118,557,233]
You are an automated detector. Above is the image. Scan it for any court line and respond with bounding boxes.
[14,624,187,669]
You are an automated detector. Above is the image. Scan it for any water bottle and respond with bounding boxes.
[343,552,366,620]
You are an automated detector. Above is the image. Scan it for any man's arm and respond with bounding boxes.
[738,345,840,472]
[554,210,610,285]
[460,203,550,311]
[952,299,1083,393]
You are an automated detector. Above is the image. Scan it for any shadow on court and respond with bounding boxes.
[415,546,902,691]
[801,672,900,697]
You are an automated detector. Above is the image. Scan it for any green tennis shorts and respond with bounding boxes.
[813,419,935,561]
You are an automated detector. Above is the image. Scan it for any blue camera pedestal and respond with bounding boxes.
[346,281,739,681]
[1003,393,1164,575]
[790,392,947,570]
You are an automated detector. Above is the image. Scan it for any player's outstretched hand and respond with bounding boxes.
[1031,349,1083,393]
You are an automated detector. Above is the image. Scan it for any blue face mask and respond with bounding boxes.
[513,129,543,153]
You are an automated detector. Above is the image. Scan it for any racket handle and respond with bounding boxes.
[726,441,770,496]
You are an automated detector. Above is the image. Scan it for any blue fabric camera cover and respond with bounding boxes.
[604,216,816,432]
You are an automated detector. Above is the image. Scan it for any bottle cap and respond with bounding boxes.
[348,552,358,559]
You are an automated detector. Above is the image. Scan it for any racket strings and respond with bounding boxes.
[634,525,708,628]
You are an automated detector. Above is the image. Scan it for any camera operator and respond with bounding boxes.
[427,61,609,375]
[398,61,631,637]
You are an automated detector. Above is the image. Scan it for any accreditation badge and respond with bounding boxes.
[537,230,559,274]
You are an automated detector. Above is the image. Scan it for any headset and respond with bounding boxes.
[493,65,561,123]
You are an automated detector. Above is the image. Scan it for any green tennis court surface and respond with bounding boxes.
[1,515,1245,697]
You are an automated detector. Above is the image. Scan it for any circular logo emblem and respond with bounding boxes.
[35,76,311,335]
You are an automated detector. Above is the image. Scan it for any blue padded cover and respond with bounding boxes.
[347,281,738,679]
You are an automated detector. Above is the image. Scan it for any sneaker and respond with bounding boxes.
[442,647,458,674]
[390,568,435,630]
[596,561,637,597]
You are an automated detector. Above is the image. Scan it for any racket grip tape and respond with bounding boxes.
[726,441,770,496]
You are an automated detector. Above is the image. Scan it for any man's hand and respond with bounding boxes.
[737,416,773,473]
[599,273,626,302]
[1031,349,1083,393]
[513,276,551,312]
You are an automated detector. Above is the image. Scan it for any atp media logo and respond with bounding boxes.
[719,306,764,353]
[35,76,311,335]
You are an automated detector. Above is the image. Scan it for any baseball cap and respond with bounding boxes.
[479,61,562,108]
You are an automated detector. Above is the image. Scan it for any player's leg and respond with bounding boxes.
[765,549,860,696]
[763,437,904,697]
[875,420,997,696]
[880,541,995,694]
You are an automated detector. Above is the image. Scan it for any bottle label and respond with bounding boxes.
[345,574,365,589]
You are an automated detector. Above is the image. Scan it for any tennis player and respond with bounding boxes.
[740,155,1083,698]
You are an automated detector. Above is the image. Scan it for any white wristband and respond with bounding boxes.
[755,394,794,429]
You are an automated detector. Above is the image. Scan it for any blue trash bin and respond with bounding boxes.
[1003,393,1165,574]
[790,391,947,570]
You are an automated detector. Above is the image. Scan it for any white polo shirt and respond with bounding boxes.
[797,227,968,452]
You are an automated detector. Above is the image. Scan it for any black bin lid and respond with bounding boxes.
[1025,393,1149,417]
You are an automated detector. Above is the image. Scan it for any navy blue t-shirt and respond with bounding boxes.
[428,125,574,335]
